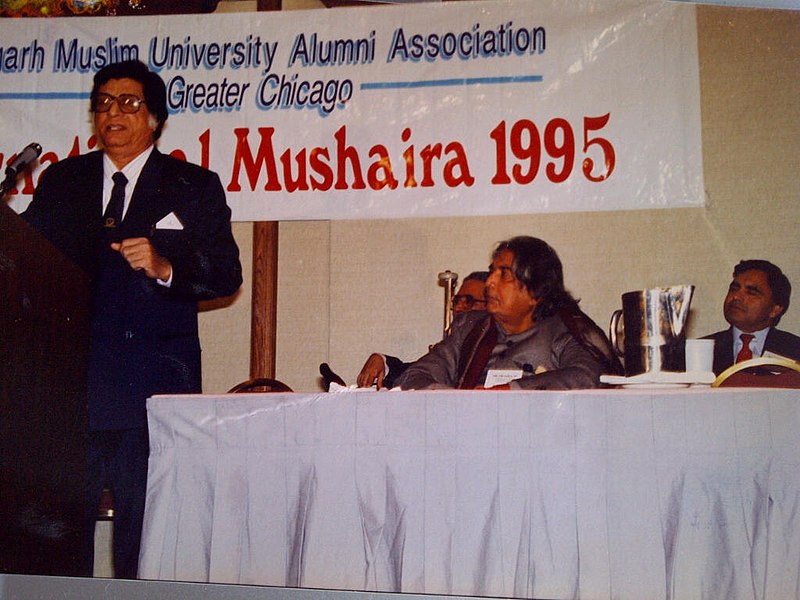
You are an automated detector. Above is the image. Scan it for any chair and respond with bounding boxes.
[712,356,800,388]
[319,363,346,389]
[227,378,293,393]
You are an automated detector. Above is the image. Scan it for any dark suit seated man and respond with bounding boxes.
[395,236,609,391]
[23,60,242,578]
[356,271,489,389]
[705,259,800,375]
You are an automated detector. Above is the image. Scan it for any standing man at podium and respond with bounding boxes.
[23,60,242,578]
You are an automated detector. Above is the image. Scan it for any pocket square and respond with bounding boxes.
[155,212,184,230]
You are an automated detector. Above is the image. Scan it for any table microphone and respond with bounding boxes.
[1,142,42,196]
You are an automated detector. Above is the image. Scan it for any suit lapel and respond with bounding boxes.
[713,328,735,375]
[86,151,104,220]
[764,327,778,356]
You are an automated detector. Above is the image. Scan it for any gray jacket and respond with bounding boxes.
[395,311,603,391]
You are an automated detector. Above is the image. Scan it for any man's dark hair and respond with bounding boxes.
[733,259,791,324]
[491,236,576,319]
[91,60,168,141]
[463,271,489,283]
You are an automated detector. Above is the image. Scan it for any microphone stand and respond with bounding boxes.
[438,270,458,337]
[0,171,17,201]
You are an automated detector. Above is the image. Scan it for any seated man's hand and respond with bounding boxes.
[357,353,387,389]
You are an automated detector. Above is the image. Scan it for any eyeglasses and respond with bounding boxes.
[92,93,146,114]
[452,295,487,309]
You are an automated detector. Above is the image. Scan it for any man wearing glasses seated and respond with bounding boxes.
[23,59,241,578]
[394,236,615,391]
[356,271,489,389]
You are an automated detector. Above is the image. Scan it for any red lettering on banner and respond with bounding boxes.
[309,148,333,191]
[227,125,473,193]
[227,127,282,192]
[442,143,473,187]
[491,114,615,184]
[402,132,416,188]
[334,127,367,190]
[67,136,81,158]
[198,129,210,170]
[281,149,309,193]
[4,115,611,203]
[418,143,443,187]
[366,145,397,190]
[400,127,473,189]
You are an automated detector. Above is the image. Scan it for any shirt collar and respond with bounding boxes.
[732,325,770,358]
[103,145,154,182]
[732,325,770,344]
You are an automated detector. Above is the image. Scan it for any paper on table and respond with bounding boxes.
[484,369,523,388]
[600,371,716,386]
[328,382,402,393]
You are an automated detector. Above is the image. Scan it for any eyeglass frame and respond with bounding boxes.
[91,92,147,114]
[451,294,487,309]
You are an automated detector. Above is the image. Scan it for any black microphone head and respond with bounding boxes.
[6,142,42,175]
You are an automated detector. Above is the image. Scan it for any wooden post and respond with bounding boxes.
[250,0,282,380]
[250,221,279,378]
[257,0,281,11]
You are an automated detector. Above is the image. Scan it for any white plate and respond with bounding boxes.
[601,371,716,387]
[621,382,690,389]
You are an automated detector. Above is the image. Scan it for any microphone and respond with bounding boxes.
[5,142,42,177]
[1,142,42,196]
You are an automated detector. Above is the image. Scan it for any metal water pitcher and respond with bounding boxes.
[609,285,694,376]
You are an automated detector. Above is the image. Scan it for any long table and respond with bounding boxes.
[139,388,800,600]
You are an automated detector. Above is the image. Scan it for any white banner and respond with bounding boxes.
[0,0,703,221]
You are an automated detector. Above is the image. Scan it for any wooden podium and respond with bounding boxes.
[0,203,90,576]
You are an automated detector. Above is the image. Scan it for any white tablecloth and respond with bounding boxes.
[139,388,800,600]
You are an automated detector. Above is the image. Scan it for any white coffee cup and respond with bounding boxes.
[685,339,715,373]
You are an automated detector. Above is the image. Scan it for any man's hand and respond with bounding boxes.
[111,238,172,281]
[357,353,387,389]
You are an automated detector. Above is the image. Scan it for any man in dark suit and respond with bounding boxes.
[23,60,242,578]
[705,260,800,375]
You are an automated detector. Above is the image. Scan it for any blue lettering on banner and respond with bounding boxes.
[388,22,546,63]
[53,37,139,72]
[0,40,45,73]
[256,72,354,117]
[167,75,250,113]
[148,35,277,72]
[288,31,375,68]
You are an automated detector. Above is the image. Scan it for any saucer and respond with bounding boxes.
[601,371,716,387]
[620,382,690,390]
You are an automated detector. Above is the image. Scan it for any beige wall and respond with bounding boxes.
[199,4,800,393]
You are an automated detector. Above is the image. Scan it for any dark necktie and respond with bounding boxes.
[103,171,128,231]
[736,333,754,363]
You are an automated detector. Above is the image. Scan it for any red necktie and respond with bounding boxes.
[736,333,754,363]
